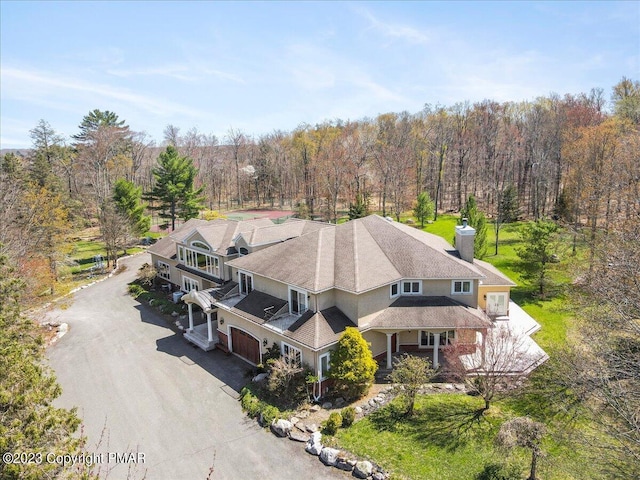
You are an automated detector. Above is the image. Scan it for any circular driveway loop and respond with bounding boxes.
[46,253,347,480]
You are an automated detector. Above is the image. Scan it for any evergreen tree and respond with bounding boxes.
[413,191,435,228]
[113,178,150,236]
[516,219,560,299]
[460,195,488,259]
[494,184,520,255]
[329,327,378,400]
[348,193,368,220]
[0,253,82,480]
[146,146,205,230]
[72,109,127,141]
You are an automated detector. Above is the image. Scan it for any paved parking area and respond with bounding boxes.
[45,253,346,480]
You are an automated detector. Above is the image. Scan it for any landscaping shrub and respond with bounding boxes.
[329,327,378,401]
[240,389,262,418]
[264,358,310,408]
[341,406,355,427]
[323,412,343,435]
[260,405,279,426]
[128,284,146,298]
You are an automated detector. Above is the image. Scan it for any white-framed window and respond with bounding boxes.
[177,245,220,277]
[402,280,421,295]
[319,352,330,380]
[238,271,253,295]
[289,287,308,315]
[486,292,508,315]
[190,240,210,251]
[282,342,302,367]
[182,275,200,292]
[440,330,456,345]
[157,261,170,280]
[419,330,456,348]
[390,282,400,298]
[452,280,473,295]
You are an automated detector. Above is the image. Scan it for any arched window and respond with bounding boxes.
[191,241,210,251]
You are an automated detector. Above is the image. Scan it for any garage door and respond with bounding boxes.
[230,328,260,365]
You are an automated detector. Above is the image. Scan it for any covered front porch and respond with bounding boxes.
[365,296,493,371]
[180,289,222,351]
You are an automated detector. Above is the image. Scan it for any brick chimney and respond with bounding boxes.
[455,218,475,263]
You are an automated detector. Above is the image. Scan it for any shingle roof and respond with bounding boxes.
[285,307,357,349]
[147,218,209,259]
[473,259,517,286]
[188,218,273,254]
[228,215,486,293]
[228,291,355,349]
[238,218,333,247]
[366,296,491,330]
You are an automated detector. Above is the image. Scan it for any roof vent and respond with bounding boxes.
[384,216,394,222]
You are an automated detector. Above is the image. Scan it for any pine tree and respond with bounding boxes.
[413,191,434,228]
[0,253,82,480]
[146,146,205,230]
[348,193,368,220]
[460,195,488,259]
[113,178,150,237]
[516,219,560,299]
[329,327,378,400]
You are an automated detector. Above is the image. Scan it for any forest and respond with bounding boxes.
[0,77,639,479]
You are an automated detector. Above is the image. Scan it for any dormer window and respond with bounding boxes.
[191,241,210,251]
[239,247,249,256]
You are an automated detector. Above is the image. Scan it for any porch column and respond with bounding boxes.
[187,303,194,332]
[206,312,213,342]
[386,333,393,369]
[433,333,441,368]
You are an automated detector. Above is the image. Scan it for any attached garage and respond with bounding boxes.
[230,327,260,365]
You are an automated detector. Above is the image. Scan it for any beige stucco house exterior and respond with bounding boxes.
[148,215,544,399]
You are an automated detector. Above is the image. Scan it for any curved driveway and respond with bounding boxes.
[46,253,346,480]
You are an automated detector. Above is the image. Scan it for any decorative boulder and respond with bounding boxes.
[305,432,323,455]
[270,419,292,437]
[354,460,374,479]
[335,456,354,471]
[319,447,340,466]
[289,430,310,442]
[252,372,268,382]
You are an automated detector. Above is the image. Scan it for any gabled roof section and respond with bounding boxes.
[182,218,274,254]
[147,218,209,259]
[228,215,486,294]
[285,307,357,350]
[236,218,334,247]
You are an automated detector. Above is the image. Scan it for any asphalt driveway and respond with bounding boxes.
[46,253,346,480]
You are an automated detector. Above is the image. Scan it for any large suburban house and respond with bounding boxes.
[148,215,546,398]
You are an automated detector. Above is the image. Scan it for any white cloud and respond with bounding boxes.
[355,6,431,45]
[1,66,206,119]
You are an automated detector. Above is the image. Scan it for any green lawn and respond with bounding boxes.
[335,394,595,480]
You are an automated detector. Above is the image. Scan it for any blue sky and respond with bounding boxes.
[1,1,638,149]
